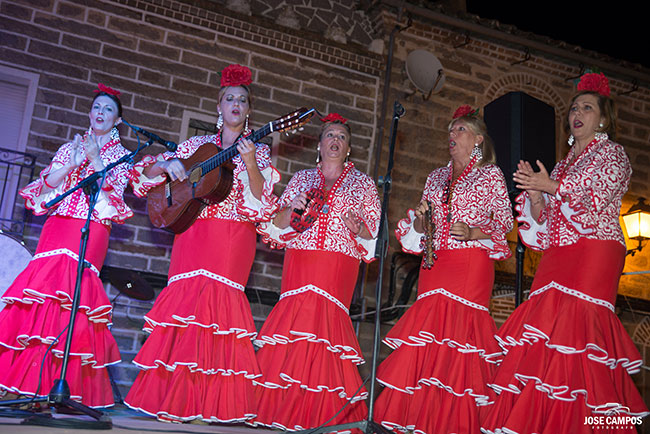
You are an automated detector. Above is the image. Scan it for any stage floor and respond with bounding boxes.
[0,403,278,433]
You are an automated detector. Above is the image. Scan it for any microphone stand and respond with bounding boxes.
[299,101,404,434]
[515,237,525,307]
[510,193,525,307]
[0,136,155,429]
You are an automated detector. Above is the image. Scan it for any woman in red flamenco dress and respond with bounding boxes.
[481,73,649,433]
[124,65,279,423]
[372,106,513,434]
[252,114,381,431]
[0,84,133,408]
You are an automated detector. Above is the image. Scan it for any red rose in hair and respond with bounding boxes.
[320,113,348,124]
[452,105,478,119]
[94,83,121,97]
[577,72,610,97]
[220,64,253,87]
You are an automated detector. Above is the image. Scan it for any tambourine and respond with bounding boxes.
[290,188,327,233]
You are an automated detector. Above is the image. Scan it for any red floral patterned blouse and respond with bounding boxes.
[516,133,631,250]
[396,162,513,260]
[257,162,381,262]
[20,127,133,226]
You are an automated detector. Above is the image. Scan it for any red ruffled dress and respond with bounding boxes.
[373,161,513,434]
[124,134,279,423]
[481,134,649,434]
[253,162,381,431]
[0,128,133,408]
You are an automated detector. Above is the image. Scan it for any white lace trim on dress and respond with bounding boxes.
[167,269,245,292]
[33,248,100,276]
[280,284,349,314]
[417,288,488,312]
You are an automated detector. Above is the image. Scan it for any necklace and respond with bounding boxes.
[215,129,249,150]
[555,132,607,182]
[442,155,479,222]
[317,162,352,214]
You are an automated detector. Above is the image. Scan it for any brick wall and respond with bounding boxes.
[375,11,650,293]
[1,0,385,391]
[378,10,650,426]
[2,0,650,411]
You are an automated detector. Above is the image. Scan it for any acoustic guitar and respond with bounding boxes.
[147,107,316,233]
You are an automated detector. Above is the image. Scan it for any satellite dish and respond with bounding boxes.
[405,49,445,100]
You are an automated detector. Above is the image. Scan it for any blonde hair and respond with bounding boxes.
[447,115,496,167]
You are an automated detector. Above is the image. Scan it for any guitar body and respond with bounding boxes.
[147,143,235,234]
[145,107,316,234]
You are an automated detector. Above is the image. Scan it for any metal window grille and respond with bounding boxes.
[188,119,218,137]
[0,147,36,238]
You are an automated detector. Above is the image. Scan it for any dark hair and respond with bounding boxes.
[318,121,352,145]
[447,115,496,168]
[565,90,617,141]
[93,92,123,118]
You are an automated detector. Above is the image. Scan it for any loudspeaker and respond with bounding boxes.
[484,92,556,196]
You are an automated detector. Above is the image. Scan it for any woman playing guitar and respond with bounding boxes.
[125,64,279,424]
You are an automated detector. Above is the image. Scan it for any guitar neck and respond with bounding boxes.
[200,122,272,174]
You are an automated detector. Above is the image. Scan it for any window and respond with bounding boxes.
[0,67,39,237]
[180,110,217,142]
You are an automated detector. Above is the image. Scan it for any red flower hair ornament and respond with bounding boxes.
[94,83,121,97]
[320,113,348,124]
[220,64,253,87]
[452,105,479,119]
[577,72,610,97]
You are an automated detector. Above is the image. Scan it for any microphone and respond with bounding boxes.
[393,101,406,119]
[123,121,177,152]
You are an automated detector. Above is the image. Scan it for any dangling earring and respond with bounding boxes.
[216,111,223,130]
[345,150,350,163]
[316,145,321,164]
[471,143,483,161]
[110,125,120,141]
[568,135,575,146]
[244,114,250,135]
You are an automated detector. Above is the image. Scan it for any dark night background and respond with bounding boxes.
[465,1,648,69]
